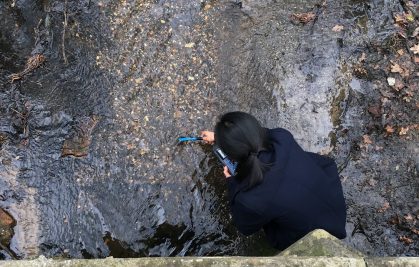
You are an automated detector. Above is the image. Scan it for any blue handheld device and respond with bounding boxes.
[213,145,238,176]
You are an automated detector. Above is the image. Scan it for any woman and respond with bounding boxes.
[201,111,346,250]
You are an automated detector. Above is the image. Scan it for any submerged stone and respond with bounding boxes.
[62,116,99,157]
[0,208,15,246]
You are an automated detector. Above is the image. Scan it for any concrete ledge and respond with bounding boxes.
[2,256,419,267]
[365,257,419,267]
[0,256,366,267]
[279,229,363,257]
[0,230,417,267]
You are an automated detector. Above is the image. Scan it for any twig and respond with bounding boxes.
[10,108,24,118]
[62,0,68,65]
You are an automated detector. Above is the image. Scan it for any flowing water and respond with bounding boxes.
[0,0,417,259]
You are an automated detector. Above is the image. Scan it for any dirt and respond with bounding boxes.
[0,0,418,259]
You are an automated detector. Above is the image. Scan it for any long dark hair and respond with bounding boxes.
[215,112,270,189]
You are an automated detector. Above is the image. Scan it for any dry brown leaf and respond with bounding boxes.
[399,236,414,245]
[378,202,390,213]
[9,54,46,82]
[332,25,344,32]
[363,134,373,144]
[368,105,381,117]
[397,49,405,56]
[385,125,395,134]
[359,52,366,62]
[394,79,405,91]
[291,12,316,24]
[399,127,409,135]
[389,215,400,225]
[126,143,136,150]
[404,214,414,221]
[410,44,419,54]
[394,13,407,25]
[413,27,419,37]
[411,228,419,235]
[391,63,403,73]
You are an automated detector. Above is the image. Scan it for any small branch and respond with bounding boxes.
[10,108,24,118]
[62,0,68,65]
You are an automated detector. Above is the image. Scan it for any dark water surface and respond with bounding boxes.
[1,0,417,259]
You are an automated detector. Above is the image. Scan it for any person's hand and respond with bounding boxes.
[223,166,231,178]
[200,131,215,144]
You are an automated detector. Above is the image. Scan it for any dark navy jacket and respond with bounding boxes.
[226,128,347,250]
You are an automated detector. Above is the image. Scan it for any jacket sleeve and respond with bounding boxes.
[306,152,338,178]
[230,200,269,236]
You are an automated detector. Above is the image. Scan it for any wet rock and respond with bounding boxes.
[0,118,16,135]
[61,116,99,157]
[0,208,15,246]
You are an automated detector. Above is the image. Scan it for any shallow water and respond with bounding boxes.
[1,0,417,259]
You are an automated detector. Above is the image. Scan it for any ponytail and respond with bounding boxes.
[215,112,271,190]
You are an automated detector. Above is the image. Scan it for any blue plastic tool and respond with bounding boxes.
[177,136,203,142]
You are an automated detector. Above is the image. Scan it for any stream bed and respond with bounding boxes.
[0,0,418,259]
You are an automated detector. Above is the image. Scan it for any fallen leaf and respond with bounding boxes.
[367,178,377,186]
[389,215,400,225]
[394,79,405,91]
[363,134,373,144]
[385,125,395,134]
[126,143,136,150]
[399,127,409,135]
[368,105,381,117]
[203,4,212,11]
[410,44,419,54]
[378,202,390,213]
[399,236,413,245]
[291,12,316,24]
[406,12,414,22]
[332,25,344,32]
[387,77,396,86]
[413,27,419,37]
[397,49,405,56]
[414,57,419,63]
[394,13,406,25]
[391,63,403,73]
[411,228,419,235]
[359,52,366,62]
[184,43,195,48]
[404,214,414,221]
[375,145,383,151]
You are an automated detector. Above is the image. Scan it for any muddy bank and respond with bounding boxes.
[0,0,418,259]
